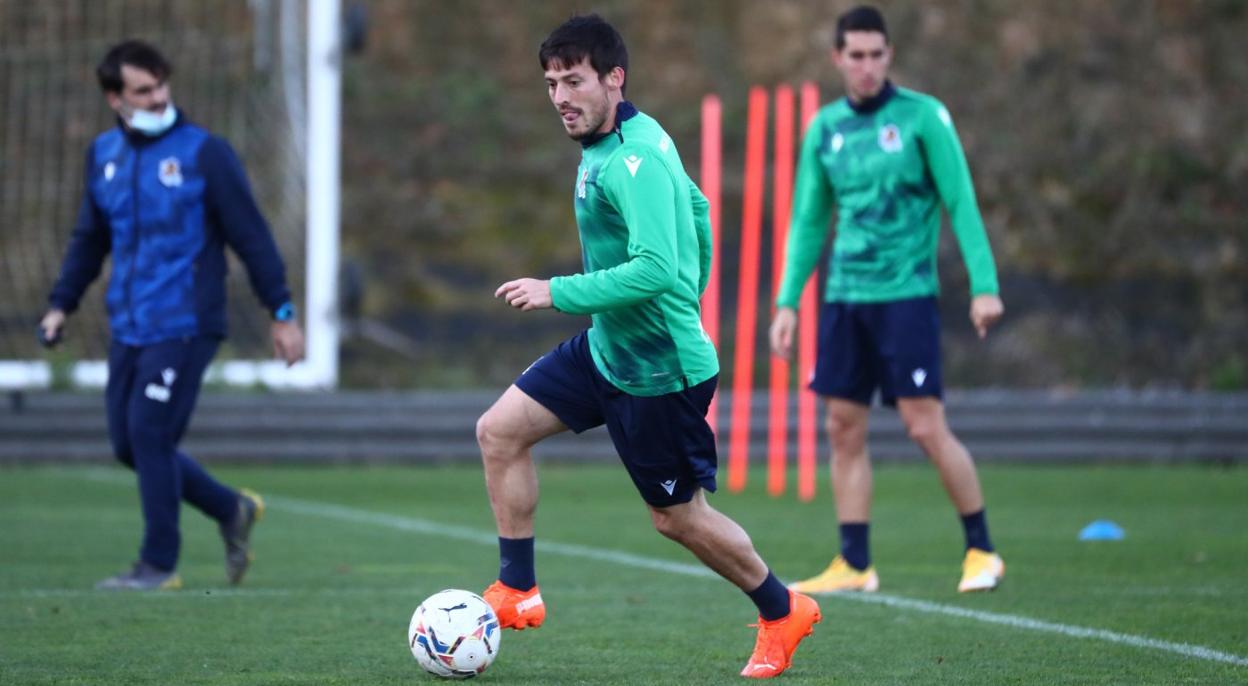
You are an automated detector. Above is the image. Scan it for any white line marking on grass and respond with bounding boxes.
[63,468,1248,668]
[832,593,1248,667]
[271,495,718,580]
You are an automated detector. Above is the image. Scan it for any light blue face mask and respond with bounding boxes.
[128,103,177,136]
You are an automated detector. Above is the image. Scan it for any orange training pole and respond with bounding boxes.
[767,85,795,497]
[797,82,821,502]
[700,95,722,436]
[728,87,769,493]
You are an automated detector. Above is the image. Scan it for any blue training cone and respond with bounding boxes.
[1078,520,1125,541]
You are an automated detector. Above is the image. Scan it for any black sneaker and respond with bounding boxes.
[95,561,182,591]
[219,488,265,585]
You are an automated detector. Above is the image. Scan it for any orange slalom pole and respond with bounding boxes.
[700,95,722,436]
[728,87,769,493]
[797,82,821,502]
[767,85,795,498]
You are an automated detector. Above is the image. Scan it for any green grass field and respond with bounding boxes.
[2,464,1246,684]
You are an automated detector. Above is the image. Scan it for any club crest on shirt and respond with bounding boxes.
[878,124,903,153]
[576,168,589,199]
[831,132,845,153]
[158,157,183,187]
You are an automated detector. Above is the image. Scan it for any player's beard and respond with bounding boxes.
[565,95,611,142]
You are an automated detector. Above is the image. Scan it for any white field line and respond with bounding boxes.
[45,468,1248,668]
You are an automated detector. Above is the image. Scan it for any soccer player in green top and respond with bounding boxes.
[477,15,820,678]
[770,5,1006,594]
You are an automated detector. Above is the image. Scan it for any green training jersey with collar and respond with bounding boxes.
[549,103,717,397]
[775,84,999,307]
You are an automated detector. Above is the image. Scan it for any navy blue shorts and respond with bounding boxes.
[515,331,718,508]
[810,296,943,406]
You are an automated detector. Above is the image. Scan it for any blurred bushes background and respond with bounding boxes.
[3,1,1244,390]
[339,0,1247,390]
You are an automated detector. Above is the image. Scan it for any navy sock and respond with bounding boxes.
[746,570,791,621]
[839,522,870,570]
[961,509,994,552]
[497,536,536,591]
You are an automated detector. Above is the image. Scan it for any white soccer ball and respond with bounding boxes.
[408,589,501,679]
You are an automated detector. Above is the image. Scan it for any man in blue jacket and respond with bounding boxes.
[40,40,305,590]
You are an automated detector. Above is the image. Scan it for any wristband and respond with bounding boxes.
[273,302,296,322]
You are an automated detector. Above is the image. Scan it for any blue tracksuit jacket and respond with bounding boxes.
[48,114,291,345]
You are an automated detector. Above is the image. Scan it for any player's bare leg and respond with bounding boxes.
[476,384,566,628]
[649,491,820,678]
[827,399,872,522]
[790,399,878,593]
[477,384,566,537]
[648,489,768,590]
[896,397,982,513]
[897,397,1004,591]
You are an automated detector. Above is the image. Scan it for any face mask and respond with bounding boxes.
[127,102,177,136]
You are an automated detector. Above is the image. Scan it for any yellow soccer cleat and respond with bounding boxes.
[787,555,879,594]
[958,548,1005,592]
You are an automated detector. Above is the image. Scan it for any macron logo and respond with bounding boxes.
[912,369,927,387]
[660,479,678,496]
[623,155,643,177]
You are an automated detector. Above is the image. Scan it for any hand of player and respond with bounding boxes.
[270,320,306,367]
[495,278,553,311]
[769,307,798,359]
[970,294,1004,339]
[38,309,66,348]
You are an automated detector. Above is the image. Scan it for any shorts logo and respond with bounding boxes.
[144,383,171,403]
[878,124,903,153]
[660,479,678,495]
[145,367,177,402]
[158,157,183,187]
[911,368,927,387]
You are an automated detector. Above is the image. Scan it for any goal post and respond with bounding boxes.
[303,0,342,390]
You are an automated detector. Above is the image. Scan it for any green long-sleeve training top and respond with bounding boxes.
[550,102,718,397]
[776,84,999,308]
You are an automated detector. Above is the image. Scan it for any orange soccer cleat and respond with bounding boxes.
[482,580,546,630]
[740,590,822,679]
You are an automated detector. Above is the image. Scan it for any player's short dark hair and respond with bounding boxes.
[97,40,172,93]
[539,14,629,94]
[835,5,889,50]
